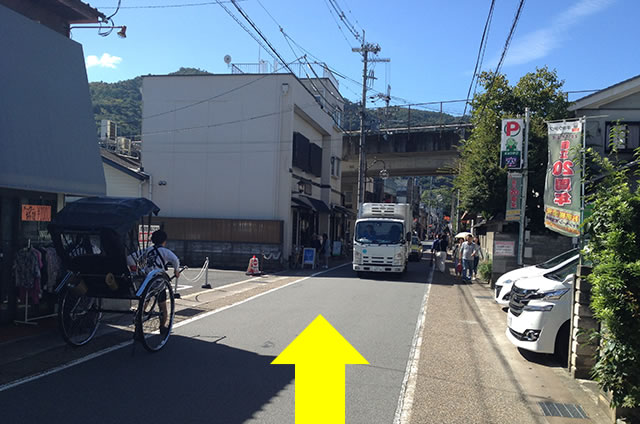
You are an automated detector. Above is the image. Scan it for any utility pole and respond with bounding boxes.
[517,108,530,265]
[352,31,388,206]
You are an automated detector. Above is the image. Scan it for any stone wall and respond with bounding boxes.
[570,265,598,379]
[167,240,283,271]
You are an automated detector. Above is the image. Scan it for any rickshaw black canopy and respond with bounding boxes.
[48,197,160,235]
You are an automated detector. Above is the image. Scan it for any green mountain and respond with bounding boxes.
[89,68,466,138]
[89,67,210,139]
[343,100,467,131]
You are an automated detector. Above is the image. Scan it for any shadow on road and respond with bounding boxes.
[0,335,294,424]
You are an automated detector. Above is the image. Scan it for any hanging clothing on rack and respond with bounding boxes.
[44,247,62,292]
[14,248,42,304]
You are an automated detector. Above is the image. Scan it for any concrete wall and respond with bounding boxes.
[483,230,575,285]
[142,74,343,259]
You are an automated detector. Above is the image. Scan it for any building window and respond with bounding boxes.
[344,191,352,205]
[332,107,342,127]
[330,156,341,177]
[605,122,640,152]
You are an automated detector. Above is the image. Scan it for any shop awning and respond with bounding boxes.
[304,196,331,213]
[333,205,355,216]
[0,6,106,197]
[292,196,314,210]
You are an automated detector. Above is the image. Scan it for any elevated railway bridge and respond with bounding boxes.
[341,123,472,207]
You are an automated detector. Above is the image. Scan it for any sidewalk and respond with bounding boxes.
[407,258,611,424]
[0,258,351,388]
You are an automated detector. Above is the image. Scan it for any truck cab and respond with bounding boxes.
[353,203,411,276]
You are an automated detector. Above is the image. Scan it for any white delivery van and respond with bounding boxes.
[494,248,579,306]
[353,203,412,276]
[505,258,578,356]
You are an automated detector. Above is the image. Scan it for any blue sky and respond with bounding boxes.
[75,0,639,115]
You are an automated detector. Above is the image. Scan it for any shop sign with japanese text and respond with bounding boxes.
[501,119,524,169]
[505,172,523,222]
[544,120,582,236]
[494,240,516,257]
[21,205,51,222]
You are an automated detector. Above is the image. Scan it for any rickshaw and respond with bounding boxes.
[48,197,178,352]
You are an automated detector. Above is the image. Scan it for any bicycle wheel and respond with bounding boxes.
[135,275,174,352]
[58,288,102,347]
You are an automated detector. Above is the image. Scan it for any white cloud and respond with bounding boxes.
[86,53,122,69]
[500,0,614,67]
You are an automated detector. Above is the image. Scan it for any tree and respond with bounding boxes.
[454,66,568,231]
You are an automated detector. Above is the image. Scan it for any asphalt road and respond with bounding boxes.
[0,261,430,424]
[0,257,609,424]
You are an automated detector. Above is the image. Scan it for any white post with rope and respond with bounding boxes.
[201,257,211,289]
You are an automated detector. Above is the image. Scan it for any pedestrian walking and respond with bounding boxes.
[452,238,463,277]
[472,237,484,280]
[460,235,475,282]
[431,235,441,267]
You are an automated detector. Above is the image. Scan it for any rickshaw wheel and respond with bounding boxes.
[58,288,102,347]
[135,275,174,352]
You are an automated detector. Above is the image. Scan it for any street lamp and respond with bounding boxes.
[366,157,389,180]
[365,158,389,202]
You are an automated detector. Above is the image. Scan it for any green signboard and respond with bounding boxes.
[501,119,524,169]
[544,120,583,236]
[505,172,523,222]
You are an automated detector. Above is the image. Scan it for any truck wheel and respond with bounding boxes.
[356,271,364,278]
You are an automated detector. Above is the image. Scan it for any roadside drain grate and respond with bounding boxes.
[175,308,204,317]
[538,402,588,419]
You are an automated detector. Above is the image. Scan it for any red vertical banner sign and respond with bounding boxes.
[505,173,523,221]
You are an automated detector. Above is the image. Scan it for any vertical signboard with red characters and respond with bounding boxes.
[505,173,523,221]
[544,121,582,236]
[501,119,524,169]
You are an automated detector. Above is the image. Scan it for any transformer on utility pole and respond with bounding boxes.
[352,31,389,206]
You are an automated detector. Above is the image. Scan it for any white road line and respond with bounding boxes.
[173,263,350,329]
[0,341,132,393]
[393,266,433,424]
[0,262,350,393]
[180,276,263,299]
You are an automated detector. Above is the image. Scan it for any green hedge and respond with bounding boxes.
[584,145,640,408]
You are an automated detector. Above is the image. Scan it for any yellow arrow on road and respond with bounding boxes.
[272,314,369,423]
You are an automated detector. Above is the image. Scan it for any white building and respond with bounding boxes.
[569,74,640,159]
[141,72,346,264]
[100,149,149,198]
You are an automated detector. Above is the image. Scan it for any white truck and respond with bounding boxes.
[352,203,412,276]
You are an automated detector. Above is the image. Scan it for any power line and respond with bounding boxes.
[462,0,495,117]
[213,0,279,63]
[336,0,363,33]
[97,1,245,9]
[321,0,355,47]
[327,0,361,41]
[494,0,526,77]
[475,0,526,119]
[124,100,318,139]
[226,0,344,129]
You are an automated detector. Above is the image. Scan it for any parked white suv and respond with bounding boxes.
[494,248,579,306]
[505,258,578,355]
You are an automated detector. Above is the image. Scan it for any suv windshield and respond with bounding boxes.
[355,221,404,244]
[536,248,579,269]
[545,258,579,282]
